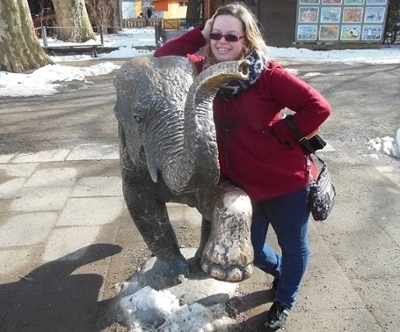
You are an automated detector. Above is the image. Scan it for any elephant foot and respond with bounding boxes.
[201,259,253,282]
[151,255,190,287]
[200,196,254,282]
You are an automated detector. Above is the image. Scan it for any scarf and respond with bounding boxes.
[217,50,268,101]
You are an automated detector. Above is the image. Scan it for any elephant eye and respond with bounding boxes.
[131,105,144,123]
[134,114,143,123]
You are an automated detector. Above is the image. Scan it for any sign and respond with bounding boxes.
[295,0,389,43]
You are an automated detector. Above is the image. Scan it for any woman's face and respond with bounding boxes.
[211,15,246,62]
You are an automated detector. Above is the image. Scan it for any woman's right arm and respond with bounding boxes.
[154,26,207,58]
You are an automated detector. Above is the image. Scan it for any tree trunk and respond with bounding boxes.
[0,0,53,73]
[52,0,94,42]
[86,0,119,34]
[186,0,202,23]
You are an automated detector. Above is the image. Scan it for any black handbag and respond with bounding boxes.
[285,115,336,221]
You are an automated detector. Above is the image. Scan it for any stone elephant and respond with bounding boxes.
[113,55,254,286]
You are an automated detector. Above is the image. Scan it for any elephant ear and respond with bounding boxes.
[114,55,198,181]
[142,56,198,183]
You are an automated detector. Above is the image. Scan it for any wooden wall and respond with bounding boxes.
[205,0,296,47]
[259,0,296,47]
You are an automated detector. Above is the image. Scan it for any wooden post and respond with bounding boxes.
[203,0,214,22]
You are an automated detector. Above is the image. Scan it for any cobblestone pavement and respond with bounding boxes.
[1,142,399,331]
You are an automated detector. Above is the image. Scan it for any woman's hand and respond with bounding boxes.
[306,127,320,140]
[201,18,214,40]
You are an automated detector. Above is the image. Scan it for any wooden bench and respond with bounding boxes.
[42,44,104,57]
[41,25,107,57]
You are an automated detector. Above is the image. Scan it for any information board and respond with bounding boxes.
[295,0,389,43]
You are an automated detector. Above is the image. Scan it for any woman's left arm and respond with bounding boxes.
[269,64,332,144]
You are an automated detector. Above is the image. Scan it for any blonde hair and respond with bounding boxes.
[204,2,267,66]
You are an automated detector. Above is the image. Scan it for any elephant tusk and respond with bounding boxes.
[148,162,159,183]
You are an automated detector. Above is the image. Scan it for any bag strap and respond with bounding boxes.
[284,115,325,165]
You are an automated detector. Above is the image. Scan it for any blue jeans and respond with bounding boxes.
[251,186,310,308]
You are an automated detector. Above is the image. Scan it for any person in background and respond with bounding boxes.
[154,2,331,331]
[147,7,153,19]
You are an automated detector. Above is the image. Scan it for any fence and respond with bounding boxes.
[121,18,202,30]
[162,19,180,30]
[122,18,162,28]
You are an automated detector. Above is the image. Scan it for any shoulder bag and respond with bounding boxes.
[285,115,336,221]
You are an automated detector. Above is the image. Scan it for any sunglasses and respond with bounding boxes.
[209,33,245,42]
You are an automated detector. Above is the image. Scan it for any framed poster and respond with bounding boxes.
[319,25,340,40]
[321,7,341,22]
[366,0,386,4]
[322,0,342,4]
[344,0,364,4]
[299,7,319,22]
[364,7,385,22]
[297,25,318,40]
[362,25,383,39]
[295,0,388,43]
[343,7,363,22]
[340,25,361,39]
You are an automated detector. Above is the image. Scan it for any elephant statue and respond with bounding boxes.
[113,55,254,287]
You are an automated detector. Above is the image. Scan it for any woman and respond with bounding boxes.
[154,2,331,330]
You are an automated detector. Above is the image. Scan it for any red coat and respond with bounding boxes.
[154,27,332,201]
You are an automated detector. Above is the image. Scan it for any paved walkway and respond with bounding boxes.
[0,144,121,268]
[1,142,400,331]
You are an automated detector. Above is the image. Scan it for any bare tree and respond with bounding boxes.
[0,0,53,73]
[52,0,94,42]
[186,0,202,24]
[85,0,119,34]
[387,0,400,30]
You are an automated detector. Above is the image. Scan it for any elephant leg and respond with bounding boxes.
[198,180,254,282]
[120,148,189,286]
[194,217,212,265]
[123,179,189,286]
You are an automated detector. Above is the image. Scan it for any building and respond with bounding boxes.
[203,0,389,48]
[153,0,188,19]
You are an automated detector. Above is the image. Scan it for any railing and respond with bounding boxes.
[121,18,202,30]
[32,10,57,37]
[41,25,104,45]
[122,18,161,28]
[148,18,162,27]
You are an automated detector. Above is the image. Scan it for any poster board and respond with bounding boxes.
[295,0,388,43]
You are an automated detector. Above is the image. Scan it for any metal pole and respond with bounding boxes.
[100,25,104,45]
[42,26,48,46]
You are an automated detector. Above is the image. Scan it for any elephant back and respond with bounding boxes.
[114,55,198,101]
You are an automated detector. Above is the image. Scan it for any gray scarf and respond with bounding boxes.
[218,50,268,101]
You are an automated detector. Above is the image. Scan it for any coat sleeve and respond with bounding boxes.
[269,63,332,147]
[154,26,206,72]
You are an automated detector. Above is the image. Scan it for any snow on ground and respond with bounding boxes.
[3,27,398,159]
[119,286,235,332]
[1,27,399,158]
[2,26,400,97]
[1,27,399,156]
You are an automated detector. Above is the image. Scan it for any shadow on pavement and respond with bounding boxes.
[0,244,122,332]
[230,289,274,331]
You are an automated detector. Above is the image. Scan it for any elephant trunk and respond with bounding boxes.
[164,60,250,194]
